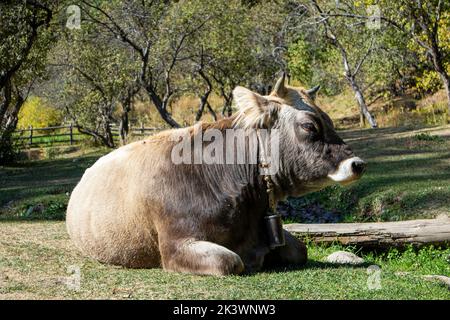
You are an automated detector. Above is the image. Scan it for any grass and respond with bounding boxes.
[0,221,448,299]
[0,125,449,299]
[0,148,106,220]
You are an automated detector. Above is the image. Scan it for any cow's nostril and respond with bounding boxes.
[351,160,366,175]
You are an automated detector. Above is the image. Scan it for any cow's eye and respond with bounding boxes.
[300,122,318,134]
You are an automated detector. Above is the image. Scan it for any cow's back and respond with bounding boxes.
[66,138,168,268]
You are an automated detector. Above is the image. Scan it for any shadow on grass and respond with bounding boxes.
[345,153,450,210]
[0,215,66,222]
[240,260,375,276]
[0,152,104,220]
[339,125,447,142]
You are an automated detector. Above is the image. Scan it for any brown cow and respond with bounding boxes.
[66,76,365,275]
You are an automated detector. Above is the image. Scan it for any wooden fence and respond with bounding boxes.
[13,124,163,147]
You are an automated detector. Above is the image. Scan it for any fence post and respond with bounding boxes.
[69,123,73,145]
[141,122,144,135]
[29,125,33,145]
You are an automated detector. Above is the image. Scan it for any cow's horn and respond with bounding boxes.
[306,85,320,98]
[273,72,287,96]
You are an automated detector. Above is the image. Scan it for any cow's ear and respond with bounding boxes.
[271,73,287,97]
[233,86,279,129]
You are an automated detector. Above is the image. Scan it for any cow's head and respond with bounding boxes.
[232,74,365,197]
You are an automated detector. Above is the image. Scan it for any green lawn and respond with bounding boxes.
[0,148,105,220]
[0,221,448,299]
[0,125,449,299]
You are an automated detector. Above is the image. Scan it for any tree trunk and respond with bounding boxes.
[77,124,115,148]
[284,215,450,248]
[348,78,378,128]
[221,94,233,117]
[195,69,216,122]
[119,110,129,145]
[439,73,450,123]
[145,86,180,128]
[103,121,115,148]
[196,95,209,122]
[0,80,12,122]
[206,102,217,121]
[222,102,232,117]
[426,39,450,123]
[0,92,25,164]
[195,91,216,122]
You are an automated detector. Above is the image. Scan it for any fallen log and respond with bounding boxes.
[284,215,450,248]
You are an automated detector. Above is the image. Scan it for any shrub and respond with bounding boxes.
[17,96,63,129]
[415,70,442,95]
[19,200,67,220]
[414,132,445,142]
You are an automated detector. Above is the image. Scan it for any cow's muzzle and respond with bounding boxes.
[327,157,366,184]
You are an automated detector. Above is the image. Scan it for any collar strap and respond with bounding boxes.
[256,129,277,214]
[257,129,286,249]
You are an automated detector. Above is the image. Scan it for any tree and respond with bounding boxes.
[187,0,262,117]
[200,0,284,115]
[315,0,450,121]
[306,0,379,127]
[17,96,62,129]
[79,0,217,128]
[388,0,450,121]
[49,24,139,147]
[189,47,217,122]
[0,1,54,163]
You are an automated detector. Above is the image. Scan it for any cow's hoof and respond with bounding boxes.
[284,233,308,266]
[263,232,308,268]
[219,254,245,276]
[295,241,308,266]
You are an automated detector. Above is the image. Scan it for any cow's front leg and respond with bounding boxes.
[159,238,245,276]
[263,230,307,268]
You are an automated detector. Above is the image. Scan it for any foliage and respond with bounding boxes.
[381,0,450,117]
[2,0,450,141]
[0,1,56,163]
[17,96,62,129]
[288,37,343,95]
[285,0,450,126]
[415,70,445,94]
[414,132,444,142]
[18,200,67,220]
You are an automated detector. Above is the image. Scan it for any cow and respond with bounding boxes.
[66,75,366,276]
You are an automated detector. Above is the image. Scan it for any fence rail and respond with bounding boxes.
[12,124,164,147]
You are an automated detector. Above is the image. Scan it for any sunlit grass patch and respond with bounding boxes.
[0,221,448,299]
